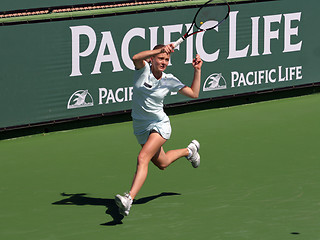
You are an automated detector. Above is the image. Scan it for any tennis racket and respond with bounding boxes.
[173,0,230,48]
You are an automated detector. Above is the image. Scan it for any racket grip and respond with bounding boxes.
[173,37,184,48]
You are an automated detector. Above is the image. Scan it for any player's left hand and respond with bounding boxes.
[192,54,203,70]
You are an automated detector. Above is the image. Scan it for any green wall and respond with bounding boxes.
[0,0,319,129]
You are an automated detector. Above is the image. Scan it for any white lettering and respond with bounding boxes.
[283,12,302,53]
[92,31,123,74]
[196,20,220,62]
[238,72,246,87]
[258,70,264,84]
[278,65,287,81]
[296,66,302,80]
[149,26,159,49]
[70,26,96,77]
[129,87,133,101]
[99,87,134,104]
[106,89,116,104]
[70,11,303,76]
[231,71,239,88]
[163,24,183,46]
[247,72,254,85]
[99,88,108,104]
[231,65,303,88]
[164,24,183,66]
[228,11,249,59]
[122,28,145,70]
[269,69,277,83]
[263,14,282,55]
[251,17,260,56]
[185,23,194,64]
[115,88,124,102]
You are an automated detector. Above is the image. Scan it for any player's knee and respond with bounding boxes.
[137,153,149,167]
[151,156,167,170]
[157,165,166,171]
[153,161,167,170]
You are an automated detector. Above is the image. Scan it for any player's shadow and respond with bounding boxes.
[52,192,181,226]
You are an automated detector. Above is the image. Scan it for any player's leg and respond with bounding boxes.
[152,140,201,169]
[116,132,166,216]
[115,133,200,216]
[151,146,189,170]
[129,131,167,200]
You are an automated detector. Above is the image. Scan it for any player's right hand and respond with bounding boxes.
[161,44,175,54]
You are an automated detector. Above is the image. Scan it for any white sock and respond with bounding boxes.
[128,192,133,201]
[187,148,193,159]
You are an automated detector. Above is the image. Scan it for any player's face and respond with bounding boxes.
[151,53,170,72]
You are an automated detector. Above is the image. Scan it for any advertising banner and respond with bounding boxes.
[0,0,319,129]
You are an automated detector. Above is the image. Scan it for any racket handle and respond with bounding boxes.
[173,37,184,48]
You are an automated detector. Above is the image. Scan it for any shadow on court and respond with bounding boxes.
[52,192,181,226]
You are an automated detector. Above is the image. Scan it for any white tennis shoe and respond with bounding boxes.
[187,140,200,168]
[115,193,133,216]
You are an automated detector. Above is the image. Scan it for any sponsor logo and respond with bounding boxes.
[67,90,94,109]
[231,65,303,88]
[203,73,227,91]
[99,87,133,104]
[69,12,302,76]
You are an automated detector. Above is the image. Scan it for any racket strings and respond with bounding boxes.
[194,0,229,30]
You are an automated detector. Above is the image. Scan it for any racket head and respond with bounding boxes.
[193,0,230,31]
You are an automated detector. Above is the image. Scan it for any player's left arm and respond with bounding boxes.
[179,54,203,99]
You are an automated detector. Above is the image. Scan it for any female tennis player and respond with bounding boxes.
[115,43,203,216]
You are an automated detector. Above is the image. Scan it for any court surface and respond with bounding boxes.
[1,93,319,240]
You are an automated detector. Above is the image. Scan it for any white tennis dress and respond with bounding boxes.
[131,61,185,144]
